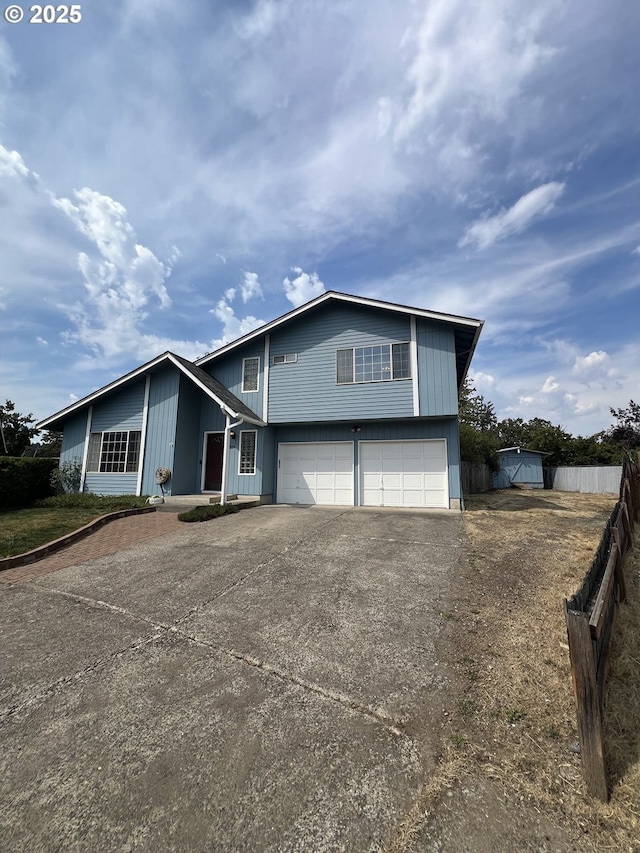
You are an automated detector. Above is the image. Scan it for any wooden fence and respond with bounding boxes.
[460,461,492,495]
[564,456,640,800]
[545,465,623,494]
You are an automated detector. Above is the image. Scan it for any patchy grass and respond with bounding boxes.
[1,494,148,558]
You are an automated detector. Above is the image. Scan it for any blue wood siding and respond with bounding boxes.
[141,368,180,496]
[268,303,413,422]
[226,427,266,496]
[416,319,458,416]
[273,417,461,500]
[493,451,544,489]
[205,340,265,419]
[172,376,202,495]
[60,412,87,466]
[84,473,138,495]
[79,380,145,495]
[91,381,145,432]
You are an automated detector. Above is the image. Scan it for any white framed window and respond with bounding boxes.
[86,430,141,473]
[242,357,260,392]
[336,343,411,384]
[238,430,257,475]
[271,353,298,365]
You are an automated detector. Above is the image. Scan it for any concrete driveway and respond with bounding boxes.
[1,505,462,853]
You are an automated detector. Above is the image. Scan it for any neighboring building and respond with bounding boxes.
[37,291,483,509]
[492,447,546,490]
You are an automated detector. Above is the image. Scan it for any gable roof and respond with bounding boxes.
[497,447,549,456]
[195,290,483,387]
[36,351,264,431]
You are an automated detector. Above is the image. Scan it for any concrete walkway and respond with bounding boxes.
[1,505,462,853]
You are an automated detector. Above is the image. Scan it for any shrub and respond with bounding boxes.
[36,493,147,511]
[178,504,238,522]
[50,458,82,494]
[0,457,57,510]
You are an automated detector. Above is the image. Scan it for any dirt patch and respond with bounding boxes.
[388,489,640,853]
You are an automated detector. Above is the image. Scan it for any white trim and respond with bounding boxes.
[37,350,266,431]
[238,429,257,475]
[410,317,419,416]
[221,416,244,504]
[358,438,449,509]
[79,406,92,492]
[136,375,151,496]
[335,342,412,385]
[195,291,483,367]
[262,334,270,421]
[241,356,260,393]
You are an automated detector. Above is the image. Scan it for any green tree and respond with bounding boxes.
[606,400,640,451]
[458,380,499,469]
[0,400,38,456]
[459,378,498,432]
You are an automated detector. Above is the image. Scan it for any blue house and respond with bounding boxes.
[37,292,483,509]
[492,447,546,490]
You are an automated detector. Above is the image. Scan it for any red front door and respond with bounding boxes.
[204,434,224,490]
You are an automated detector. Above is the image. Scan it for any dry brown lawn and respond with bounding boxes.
[389,489,639,853]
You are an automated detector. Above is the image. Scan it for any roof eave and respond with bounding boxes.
[196,290,483,367]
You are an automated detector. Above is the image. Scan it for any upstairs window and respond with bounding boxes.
[271,353,298,365]
[86,430,141,473]
[242,357,260,392]
[336,343,411,384]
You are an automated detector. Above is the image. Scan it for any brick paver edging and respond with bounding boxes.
[0,507,158,571]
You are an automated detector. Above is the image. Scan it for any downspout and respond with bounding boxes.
[220,410,245,505]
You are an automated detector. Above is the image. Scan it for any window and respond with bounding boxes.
[242,357,260,392]
[86,431,142,473]
[238,430,257,475]
[271,353,298,365]
[336,343,411,384]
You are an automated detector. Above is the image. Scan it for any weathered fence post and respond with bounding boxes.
[564,604,608,801]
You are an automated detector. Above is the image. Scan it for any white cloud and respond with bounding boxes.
[50,187,188,361]
[283,267,325,308]
[0,145,31,179]
[208,297,265,348]
[541,375,559,393]
[572,350,609,374]
[240,271,263,303]
[459,182,565,250]
[36,336,48,346]
[394,0,556,142]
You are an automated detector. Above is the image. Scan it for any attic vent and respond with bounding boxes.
[272,353,298,365]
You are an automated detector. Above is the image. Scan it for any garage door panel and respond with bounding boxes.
[360,440,448,508]
[277,442,354,506]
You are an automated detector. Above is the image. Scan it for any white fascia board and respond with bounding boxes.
[195,291,483,367]
[166,355,265,426]
[37,350,266,431]
[36,351,176,430]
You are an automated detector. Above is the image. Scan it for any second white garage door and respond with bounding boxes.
[359,440,449,508]
[277,442,354,505]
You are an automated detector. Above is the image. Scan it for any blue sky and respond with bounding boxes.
[1,0,638,437]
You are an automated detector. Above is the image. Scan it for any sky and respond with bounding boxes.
[1,0,638,438]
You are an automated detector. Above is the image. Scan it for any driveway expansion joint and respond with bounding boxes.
[180,630,407,738]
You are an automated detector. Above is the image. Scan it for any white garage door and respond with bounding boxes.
[277,442,354,505]
[359,440,449,508]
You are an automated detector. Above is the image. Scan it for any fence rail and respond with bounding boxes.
[564,456,639,800]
